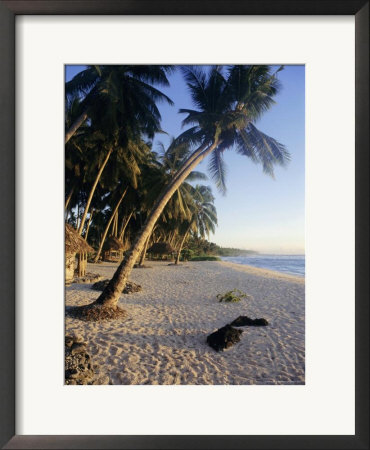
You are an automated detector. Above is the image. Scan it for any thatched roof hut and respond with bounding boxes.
[147,242,175,255]
[65,224,93,283]
[103,236,125,252]
[65,224,93,255]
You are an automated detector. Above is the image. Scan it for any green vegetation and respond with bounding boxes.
[180,236,255,260]
[217,289,249,303]
[217,247,256,257]
[190,256,221,261]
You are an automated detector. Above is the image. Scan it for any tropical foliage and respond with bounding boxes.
[217,289,249,303]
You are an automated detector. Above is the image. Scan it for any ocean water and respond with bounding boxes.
[221,254,305,277]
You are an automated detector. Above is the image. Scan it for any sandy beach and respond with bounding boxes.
[65,260,305,385]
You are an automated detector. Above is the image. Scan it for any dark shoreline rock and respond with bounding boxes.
[206,325,243,352]
[230,316,269,327]
[65,335,95,385]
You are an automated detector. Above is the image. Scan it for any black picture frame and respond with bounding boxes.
[0,1,368,449]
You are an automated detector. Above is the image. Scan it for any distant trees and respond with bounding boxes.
[181,238,256,259]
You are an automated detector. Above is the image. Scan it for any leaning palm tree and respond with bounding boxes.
[175,185,217,265]
[71,65,290,320]
[135,139,207,267]
[88,136,153,260]
[144,138,207,222]
[92,185,129,263]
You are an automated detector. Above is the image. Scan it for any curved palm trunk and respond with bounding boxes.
[113,211,118,237]
[76,203,80,230]
[78,147,113,235]
[171,143,207,184]
[93,187,128,263]
[65,111,88,144]
[84,209,94,241]
[65,185,75,211]
[119,211,133,241]
[175,224,192,265]
[168,231,176,246]
[138,236,150,266]
[93,141,219,308]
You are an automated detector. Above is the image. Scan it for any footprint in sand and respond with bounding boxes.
[109,345,122,356]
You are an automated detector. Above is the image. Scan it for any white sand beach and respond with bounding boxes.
[65,260,305,385]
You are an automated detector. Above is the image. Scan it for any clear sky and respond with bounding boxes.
[66,65,305,254]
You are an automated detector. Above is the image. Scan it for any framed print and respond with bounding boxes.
[0,1,368,449]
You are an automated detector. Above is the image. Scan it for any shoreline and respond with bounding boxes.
[217,260,305,284]
[66,260,305,385]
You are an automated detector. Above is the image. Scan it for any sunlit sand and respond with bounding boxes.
[66,260,305,385]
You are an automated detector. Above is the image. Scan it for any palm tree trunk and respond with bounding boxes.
[65,111,88,144]
[171,143,208,185]
[119,211,133,241]
[112,212,118,237]
[65,185,75,211]
[175,224,192,265]
[78,147,113,235]
[93,141,220,308]
[76,203,80,230]
[138,236,150,266]
[168,231,175,246]
[170,231,178,247]
[84,209,94,241]
[93,186,128,263]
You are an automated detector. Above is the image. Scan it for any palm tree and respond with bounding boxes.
[77,144,114,235]
[65,94,116,234]
[66,67,173,235]
[135,139,207,266]
[65,95,94,213]
[93,185,129,263]
[65,65,174,143]
[144,138,207,220]
[72,123,153,236]
[74,65,290,319]
[175,185,217,265]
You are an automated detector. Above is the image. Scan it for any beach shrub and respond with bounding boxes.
[217,289,248,303]
[190,256,221,261]
[181,248,194,261]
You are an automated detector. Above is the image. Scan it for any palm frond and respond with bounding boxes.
[185,171,208,181]
[208,150,227,194]
[237,123,290,177]
[181,66,209,110]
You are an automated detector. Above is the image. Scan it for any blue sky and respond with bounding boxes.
[66,65,305,254]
